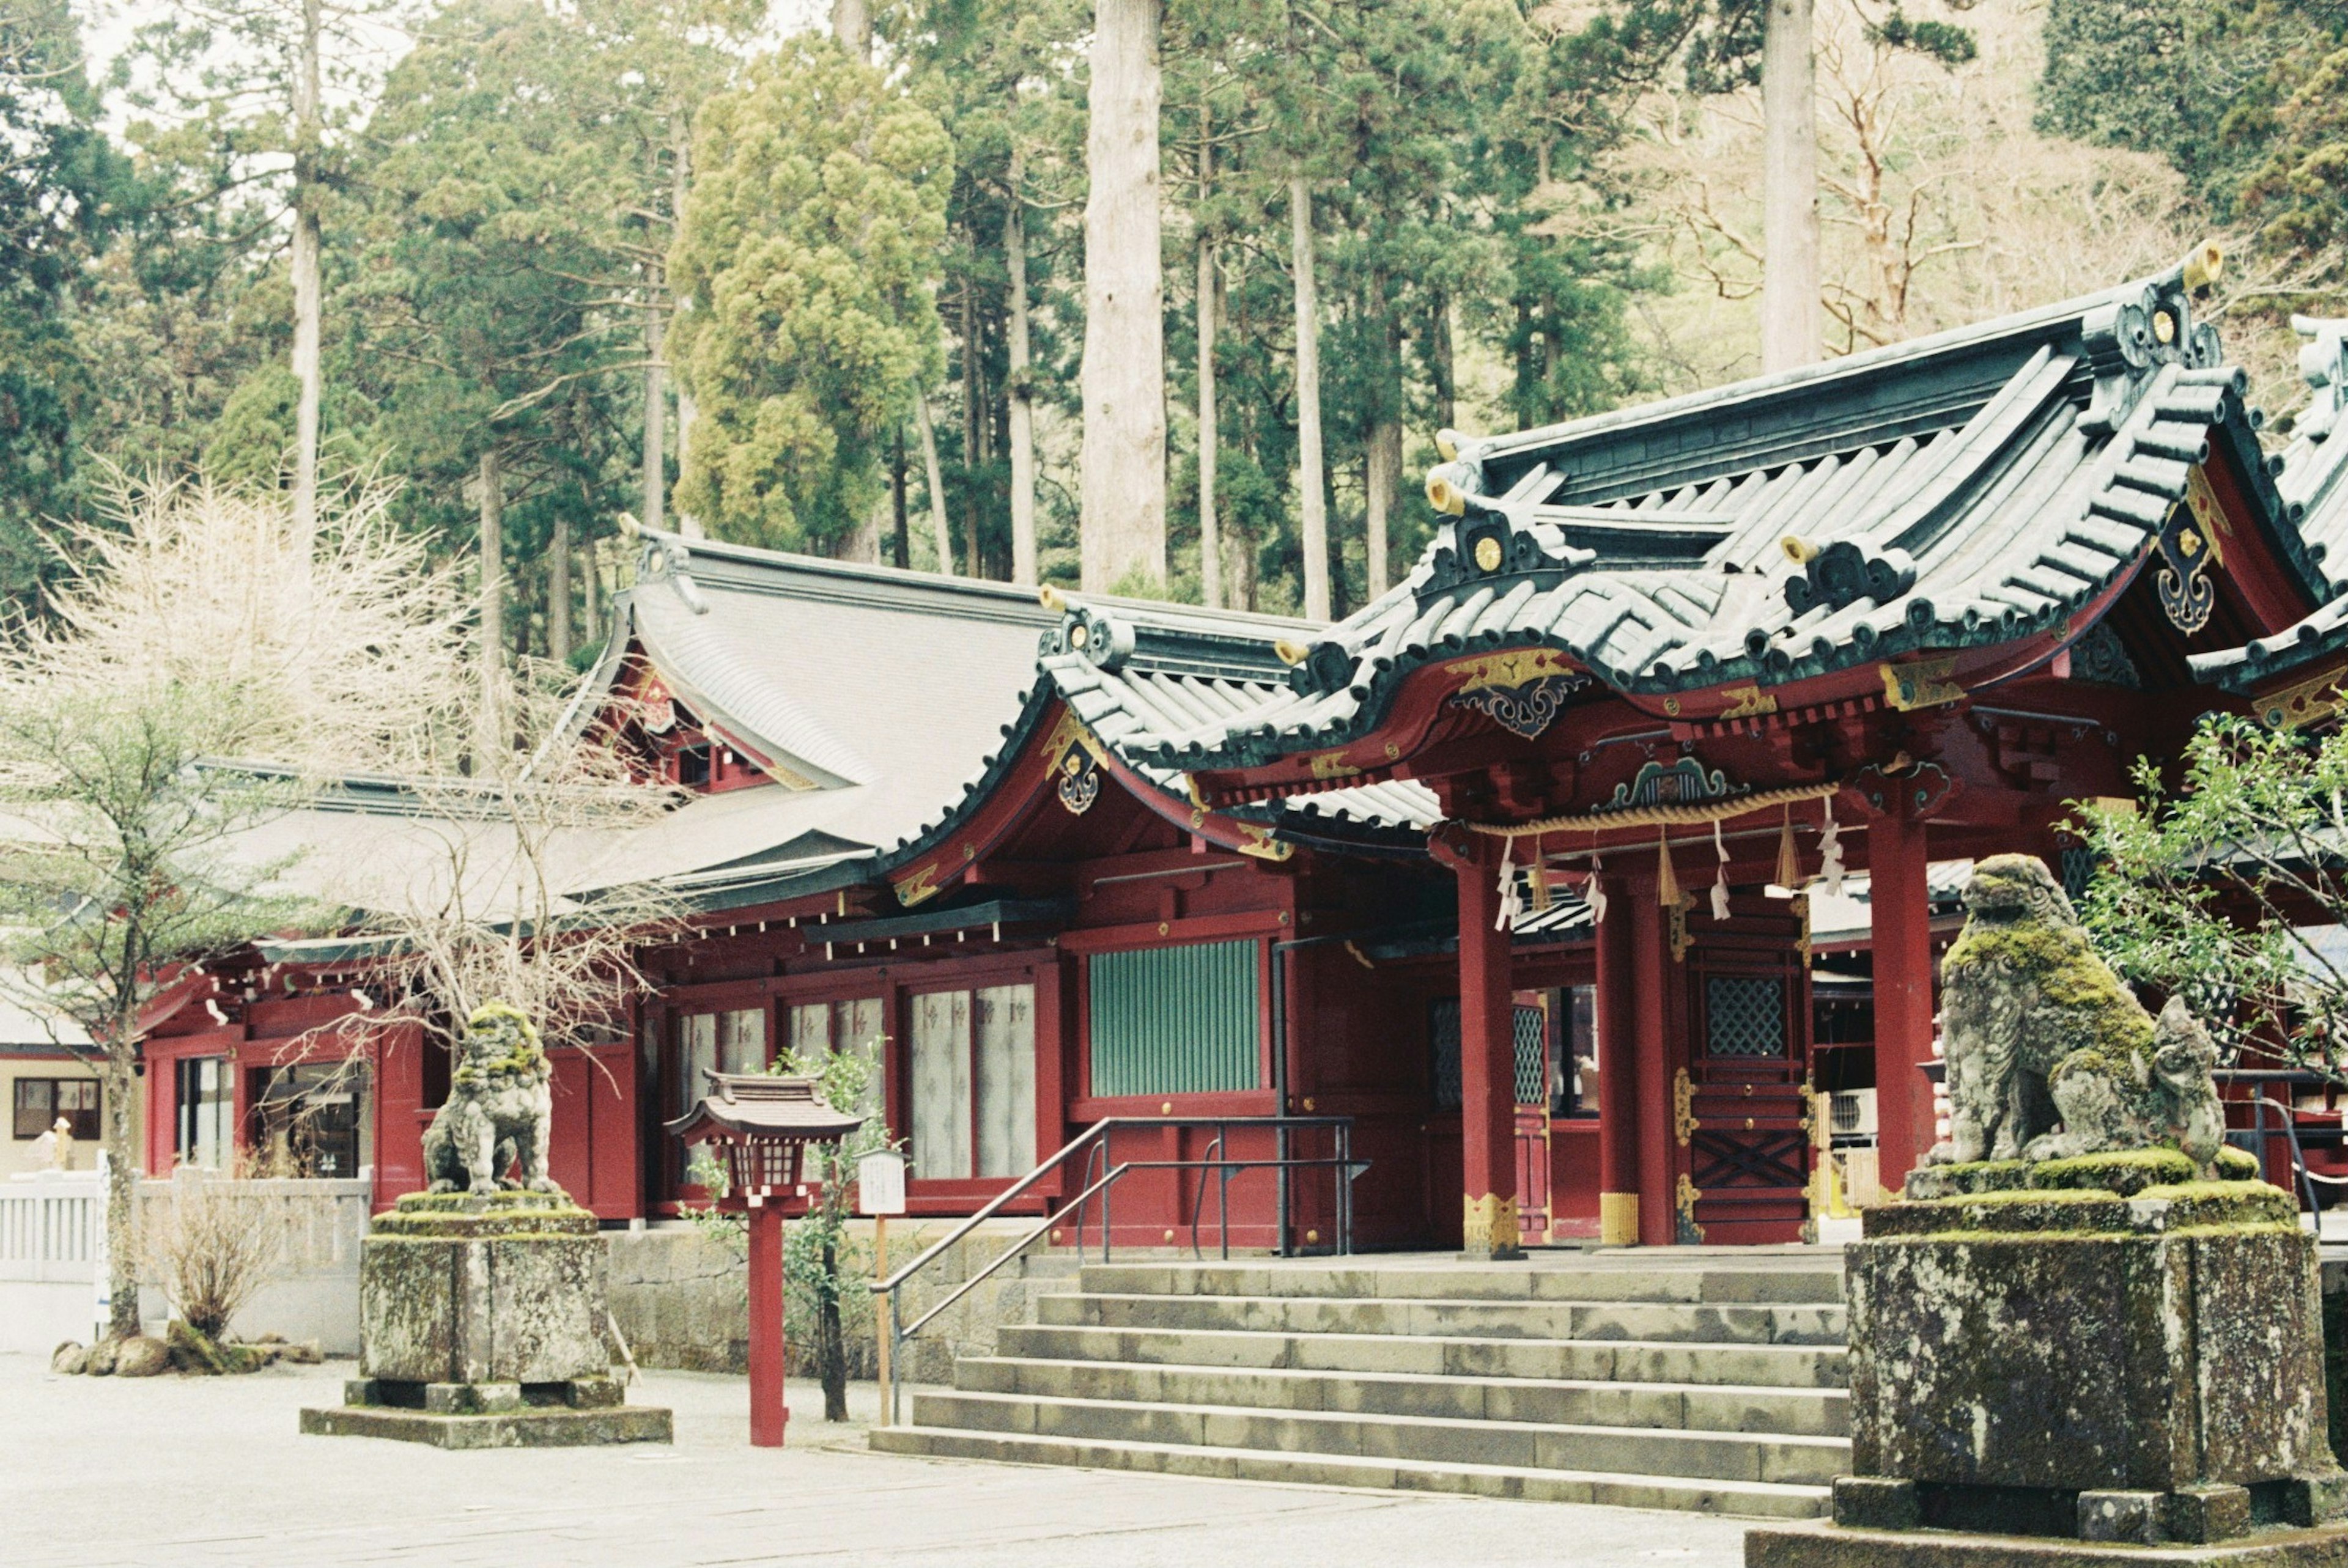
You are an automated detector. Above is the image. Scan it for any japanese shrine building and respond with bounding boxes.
[135,278,2348,1256]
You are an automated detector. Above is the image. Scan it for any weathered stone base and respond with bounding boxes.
[302,1374,670,1448]
[1748,1520,2348,1568]
[298,1402,673,1449]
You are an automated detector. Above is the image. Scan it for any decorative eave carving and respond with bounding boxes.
[2297,315,2346,443]
[1782,537,1918,615]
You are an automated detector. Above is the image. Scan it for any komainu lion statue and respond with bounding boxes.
[423,1002,563,1196]
[1929,853,2224,1172]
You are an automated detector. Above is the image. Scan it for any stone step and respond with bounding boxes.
[906,1388,1851,1487]
[1038,1290,1847,1345]
[952,1356,1850,1437]
[997,1322,1847,1388]
[1077,1261,1845,1306]
[868,1424,1833,1520]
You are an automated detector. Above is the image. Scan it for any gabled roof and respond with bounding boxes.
[876,590,1444,878]
[2192,318,2348,697]
[1112,260,2324,775]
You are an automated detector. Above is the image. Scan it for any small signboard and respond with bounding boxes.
[857,1150,907,1216]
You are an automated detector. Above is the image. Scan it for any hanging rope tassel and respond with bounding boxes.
[1819,800,1845,897]
[1776,804,1802,891]
[1529,833,1552,913]
[1496,836,1523,932]
[1656,828,1682,908]
[1710,818,1732,921]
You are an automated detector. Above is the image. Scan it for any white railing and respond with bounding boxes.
[0,1169,101,1283]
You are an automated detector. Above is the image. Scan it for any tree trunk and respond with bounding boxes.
[819,1236,849,1420]
[1290,170,1329,622]
[962,271,984,578]
[917,397,952,574]
[892,422,910,569]
[581,538,601,648]
[1365,268,1401,598]
[478,446,505,754]
[674,390,702,539]
[643,295,665,534]
[1079,0,1167,594]
[289,0,323,535]
[833,0,871,61]
[548,510,572,667]
[1196,105,1220,609]
[1430,292,1455,433]
[102,1036,137,1341]
[1760,0,1822,374]
[1005,153,1038,586]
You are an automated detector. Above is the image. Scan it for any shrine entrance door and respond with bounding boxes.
[1675,930,1812,1245]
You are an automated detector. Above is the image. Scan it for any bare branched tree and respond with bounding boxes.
[0,474,468,1337]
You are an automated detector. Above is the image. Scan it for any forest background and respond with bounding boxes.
[2,0,2343,646]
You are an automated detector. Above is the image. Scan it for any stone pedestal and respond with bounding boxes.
[1748,1158,2347,1567]
[300,1191,670,1448]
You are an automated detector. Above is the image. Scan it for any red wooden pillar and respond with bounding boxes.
[1629,871,1677,1246]
[1593,874,1641,1246]
[1870,809,1936,1195]
[747,1202,788,1447]
[1453,839,1522,1259]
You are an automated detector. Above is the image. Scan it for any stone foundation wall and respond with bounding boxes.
[605,1218,1079,1383]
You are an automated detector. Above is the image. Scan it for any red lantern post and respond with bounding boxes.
[666,1073,863,1449]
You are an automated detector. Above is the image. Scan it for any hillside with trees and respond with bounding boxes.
[2,0,2341,634]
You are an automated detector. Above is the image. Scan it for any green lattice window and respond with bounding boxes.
[1088,940,1260,1097]
[1705,976,1787,1059]
[1430,999,1549,1109]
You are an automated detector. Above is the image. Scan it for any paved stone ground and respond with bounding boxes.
[0,1352,1751,1567]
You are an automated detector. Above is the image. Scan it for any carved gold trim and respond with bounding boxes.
[1881,653,1963,712]
[1307,749,1365,781]
[1668,892,1696,963]
[1450,646,1579,695]
[893,861,942,907]
[1792,893,1812,968]
[1235,823,1295,862]
[1462,1192,1523,1256]
[1718,684,1779,720]
[1672,1067,1699,1147]
[2184,464,2230,562]
[1598,1191,1640,1246]
[1674,1173,1706,1244]
[2262,663,2348,732]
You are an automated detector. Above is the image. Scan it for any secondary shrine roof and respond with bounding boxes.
[1112,260,2324,775]
[2191,318,2348,698]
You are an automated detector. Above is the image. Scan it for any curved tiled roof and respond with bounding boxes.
[2195,318,2348,693]
[1112,264,2324,773]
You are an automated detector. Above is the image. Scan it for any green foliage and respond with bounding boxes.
[2075,713,2348,1075]
[670,43,953,554]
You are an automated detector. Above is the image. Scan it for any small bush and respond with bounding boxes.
[147,1162,281,1341]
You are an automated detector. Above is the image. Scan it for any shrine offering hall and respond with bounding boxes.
[138,265,2348,1259]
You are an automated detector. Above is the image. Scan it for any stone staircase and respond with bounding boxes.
[870,1253,1850,1518]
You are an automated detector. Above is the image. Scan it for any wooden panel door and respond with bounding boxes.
[1511,992,1551,1246]
[1677,951,1811,1245]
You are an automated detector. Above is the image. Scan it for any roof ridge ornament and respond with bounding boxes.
[2295,315,2347,442]
[2078,242,2225,437]
[1780,535,1918,615]
[1038,590,1136,672]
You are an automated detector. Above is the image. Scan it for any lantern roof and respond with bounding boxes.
[663,1072,866,1144]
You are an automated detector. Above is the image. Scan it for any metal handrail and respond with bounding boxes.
[872,1114,1354,1296]
[869,1113,1360,1427]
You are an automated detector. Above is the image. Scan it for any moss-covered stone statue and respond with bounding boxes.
[300,999,669,1447]
[423,1002,560,1196]
[1929,853,2224,1173]
[1748,854,2348,1567]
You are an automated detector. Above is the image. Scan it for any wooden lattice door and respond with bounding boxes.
[1675,951,1811,1245]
